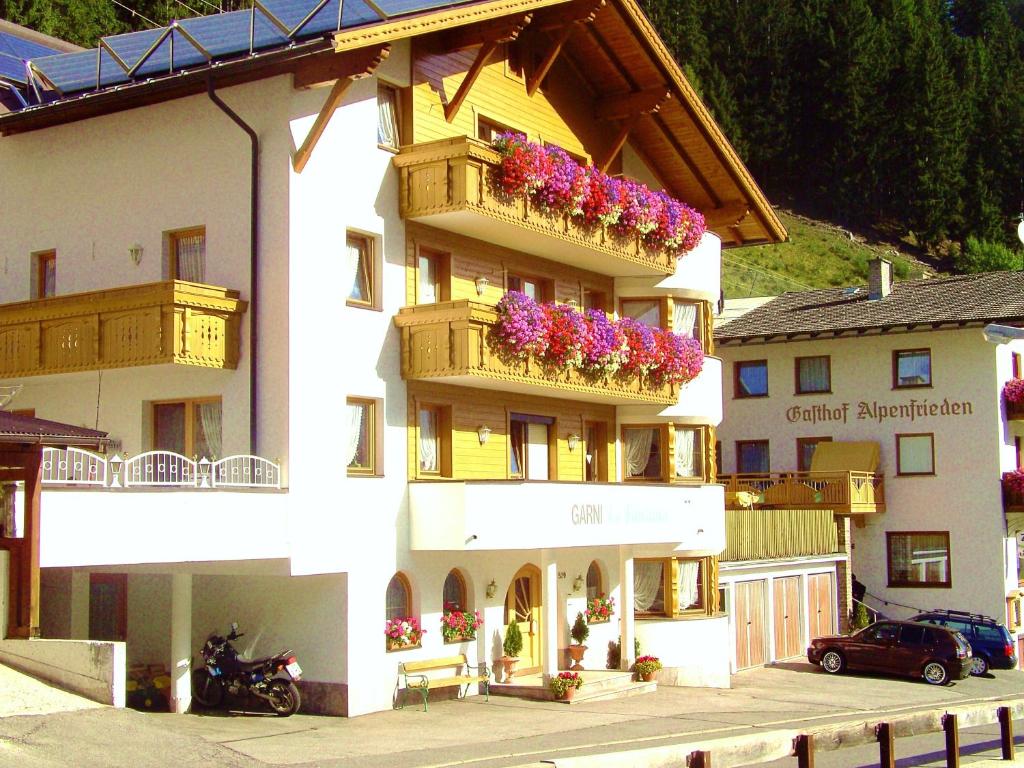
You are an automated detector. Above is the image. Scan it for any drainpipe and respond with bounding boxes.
[207,76,259,455]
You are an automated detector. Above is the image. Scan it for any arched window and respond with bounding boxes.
[586,561,602,601]
[443,569,467,612]
[386,572,411,620]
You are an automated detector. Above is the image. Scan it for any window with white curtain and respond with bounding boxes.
[896,433,934,475]
[677,559,703,611]
[894,349,931,388]
[674,426,702,480]
[386,573,411,619]
[634,557,714,618]
[633,561,665,613]
[170,228,206,283]
[418,252,438,304]
[346,233,374,307]
[796,356,831,394]
[672,301,699,339]
[624,427,661,479]
[346,398,375,474]
[153,397,221,458]
[418,407,439,474]
[377,83,400,149]
[621,298,661,328]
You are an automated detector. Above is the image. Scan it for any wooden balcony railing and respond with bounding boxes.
[722,508,839,562]
[392,137,678,277]
[393,301,679,405]
[1006,400,1024,421]
[720,471,885,515]
[0,281,246,378]
[1003,472,1024,513]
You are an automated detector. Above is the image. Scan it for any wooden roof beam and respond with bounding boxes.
[293,44,391,90]
[526,25,574,96]
[596,112,642,172]
[595,87,671,121]
[441,13,532,52]
[525,0,604,96]
[705,203,750,229]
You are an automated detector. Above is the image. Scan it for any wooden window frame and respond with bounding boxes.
[671,424,708,483]
[586,560,603,602]
[416,402,452,478]
[734,360,769,399]
[32,250,56,299]
[477,114,517,143]
[736,439,770,474]
[583,420,609,483]
[347,396,384,477]
[634,556,716,618]
[508,412,557,480]
[621,424,668,482]
[1013,352,1022,379]
[443,569,468,614]
[346,232,381,311]
[376,80,404,151]
[669,298,705,346]
[794,355,832,395]
[796,436,832,473]
[506,272,553,303]
[892,348,932,390]
[618,296,669,330]
[415,247,451,305]
[1016,436,1022,471]
[151,396,222,457]
[167,226,206,282]
[385,571,414,636]
[895,432,935,477]
[583,288,609,314]
[886,531,952,588]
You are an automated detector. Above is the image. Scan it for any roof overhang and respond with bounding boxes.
[717,317,1024,346]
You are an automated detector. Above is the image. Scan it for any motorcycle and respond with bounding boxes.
[191,622,303,716]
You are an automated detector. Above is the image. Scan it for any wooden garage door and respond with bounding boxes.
[734,580,768,670]
[808,572,836,639]
[773,576,802,660]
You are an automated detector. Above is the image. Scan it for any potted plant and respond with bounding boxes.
[548,671,583,701]
[1004,469,1024,506]
[568,612,589,671]
[384,617,424,651]
[634,654,662,682]
[586,594,615,623]
[501,620,523,682]
[441,608,483,643]
[1004,378,1024,419]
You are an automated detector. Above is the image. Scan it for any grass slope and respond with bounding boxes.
[723,210,931,299]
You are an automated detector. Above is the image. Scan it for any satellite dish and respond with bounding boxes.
[0,386,23,410]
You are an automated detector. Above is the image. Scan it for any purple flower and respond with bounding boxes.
[581,309,626,376]
[492,291,548,360]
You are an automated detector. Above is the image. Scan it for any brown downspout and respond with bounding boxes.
[207,77,259,454]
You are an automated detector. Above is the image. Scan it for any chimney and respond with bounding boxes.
[868,258,892,300]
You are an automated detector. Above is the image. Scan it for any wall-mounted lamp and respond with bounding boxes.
[474,276,489,296]
[108,454,124,488]
[128,244,143,265]
[477,425,492,445]
[572,573,584,593]
[486,579,497,599]
[566,298,579,311]
[567,433,580,452]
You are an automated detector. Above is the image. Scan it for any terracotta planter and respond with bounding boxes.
[639,670,656,682]
[500,656,520,682]
[554,686,575,701]
[567,644,587,671]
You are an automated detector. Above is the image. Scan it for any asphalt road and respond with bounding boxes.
[3,661,1024,767]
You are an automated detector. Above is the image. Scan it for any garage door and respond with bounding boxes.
[734,580,768,670]
[773,576,802,660]
[808,572,836,639]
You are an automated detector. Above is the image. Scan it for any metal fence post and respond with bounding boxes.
[943,713,960,768]
[876,722,895,768]
[999,706,1015,760]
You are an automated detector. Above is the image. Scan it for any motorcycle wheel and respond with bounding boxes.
[191,669,224,709]
[266,679,301,717]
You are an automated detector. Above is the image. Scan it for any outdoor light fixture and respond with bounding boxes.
[128,244,143,265]
[572,574,584,593]
[477,425,492,445]
[486,580,497,599]
[567,433,580,452]
[474,276,489,296]
[108,454,124,488]
[983,324,1024,345]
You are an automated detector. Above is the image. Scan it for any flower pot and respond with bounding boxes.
[639,670,656,682]
[501,656,520,682]
[567,644,587,671]
[555,686,575,702]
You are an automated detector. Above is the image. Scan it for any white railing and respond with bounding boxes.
[38,448,282,491]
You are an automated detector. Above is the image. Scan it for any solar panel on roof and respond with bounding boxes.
[0,28,66,85]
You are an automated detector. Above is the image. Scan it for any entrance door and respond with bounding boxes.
[89,573,127,642]
[772,576,802,660]
[734,579,768,670]
[807,572,835,639]
[506,565,542,673]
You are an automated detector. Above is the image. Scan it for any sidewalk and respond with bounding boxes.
[0,663,102,718]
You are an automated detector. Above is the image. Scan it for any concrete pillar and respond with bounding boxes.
[70,570,89,639]
[170,573,192,714]
[619,547,635,671]
[836,516,853,633]
[0,550,8,639]
[540,550,559,678]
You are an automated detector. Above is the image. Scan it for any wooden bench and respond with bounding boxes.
[398,654,489,712]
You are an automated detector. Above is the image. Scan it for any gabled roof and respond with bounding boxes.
[716,271,1024,345]
[0,412,108,446]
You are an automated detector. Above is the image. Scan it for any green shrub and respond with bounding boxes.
[571,612,590,645]
[955,237,1022,274]
[503,620,523,657]
[852,602,870,630]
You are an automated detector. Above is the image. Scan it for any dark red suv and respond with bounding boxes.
[807,620,972,685]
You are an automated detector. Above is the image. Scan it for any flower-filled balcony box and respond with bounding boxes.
[385,617,424,652]
[394,295,703,406]
[441,609,482,644]
[1004,379,1024,421]
[392,136,707,278]
[1003,471,1024,513]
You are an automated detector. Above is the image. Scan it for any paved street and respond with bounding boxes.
[3,661,1024,767]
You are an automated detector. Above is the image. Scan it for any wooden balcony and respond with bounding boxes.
[720,471,885,515]
[722,508,839,562]
[392,137,678,277]
[394,301,679,405]
[1003,473,1024,514]
[0,281,246,378]
[1007,400,1024,421]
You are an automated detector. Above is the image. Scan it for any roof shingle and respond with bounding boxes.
[0,412,108,445]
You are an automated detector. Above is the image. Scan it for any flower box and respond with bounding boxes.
[586,595,616,624]
[386,641,421,653]
[385,616,424,651]
[1004,379,1024,420]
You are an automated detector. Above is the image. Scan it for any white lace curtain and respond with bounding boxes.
[345,403,364,467]
[624,428,654,478]
[197,402,222,459]
[175,233,205,283]
[344,241,364,302]
[673,301,698,338]
[678,560,700,611]
[798,357,830,392]
[377,86,399,148]
[634,561,663,612]
[675,427,697,478]
[418,255,437,304]
[419,409,437,472]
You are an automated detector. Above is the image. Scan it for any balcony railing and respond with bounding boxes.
[392,137,678,277]
[1007,401,1024,421]
[40,447,281,490]
[722,507,839,562]
[0,280,247,378]
[394,301,679,405]
[719,471,885,515]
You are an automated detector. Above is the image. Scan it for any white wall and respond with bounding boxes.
[0,638,126,706]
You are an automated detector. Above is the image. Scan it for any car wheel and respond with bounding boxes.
[923,661,949,685]
[821,650,846,674]
[970,655,989,676]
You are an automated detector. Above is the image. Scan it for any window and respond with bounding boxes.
[863,622,898,643]
[477,116,514,143]
[736,440,770,474]
[346,233,377,309]
[677,558,705,612]
[346,397,381,476]
[583,289,608,313]
[896,433,934,476]
[32,250,56,298]
[386,572,411,619]
[887,532,951,587]
[1017,436,1022,470]
[169,227,206,283]
[796,436,832,472]
[735,360,768,398]
[586,561,602,602]
[152,397,222,459]
[795,356,831,394]
[634,560,666,614]
[509,413,552,480]
[507,273,550,302]
[417,249,449,304]
[620,298,663,328]
[672,300,701,340]
[443,569,466,612]
[635,556,715,617]
[583,421,607,482]
[417,404,450,477]
[623,426,662,480]
[893,349,931,388]
[715,440,722,477]
[674,426,703,480]
[1013,353,1022,379]
[377,83,400,149]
